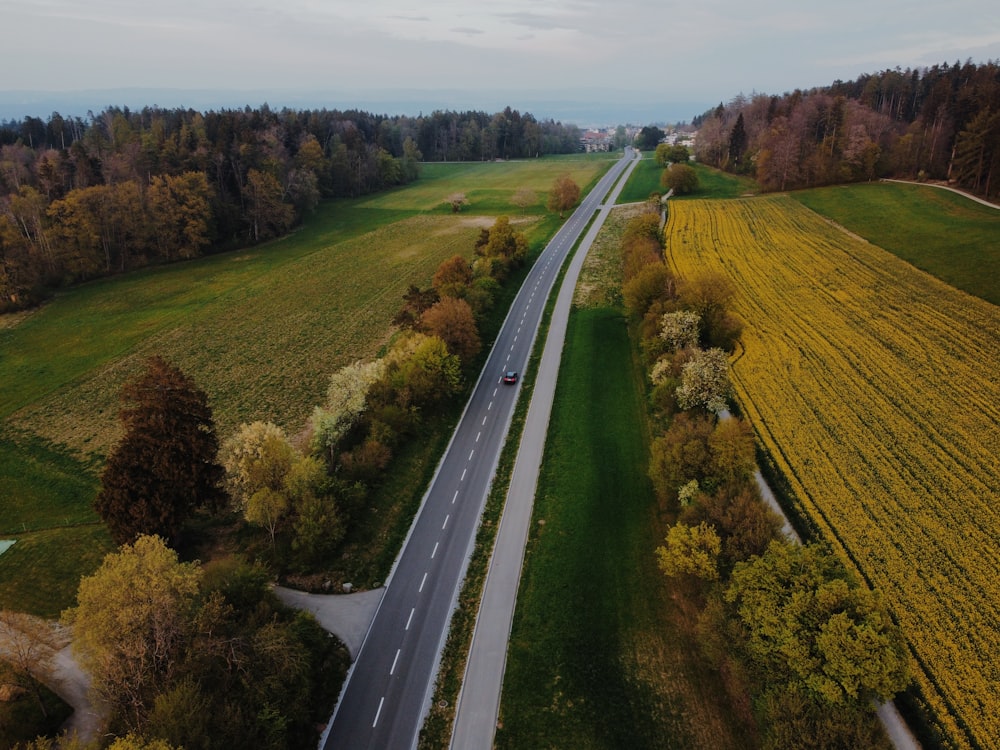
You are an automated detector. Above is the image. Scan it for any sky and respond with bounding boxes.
[1,0,998,124]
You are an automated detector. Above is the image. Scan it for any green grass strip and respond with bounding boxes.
[496,307,694,749]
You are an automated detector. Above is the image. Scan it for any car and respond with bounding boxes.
[502,370,518,384]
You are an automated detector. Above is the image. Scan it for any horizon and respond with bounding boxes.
[0,86,713,128]
[2,0,997,128]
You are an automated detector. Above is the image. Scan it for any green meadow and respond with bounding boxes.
[496,200,756,749]
[616,157,759,204]
[0,154,618,617]
[793,181,1000,305]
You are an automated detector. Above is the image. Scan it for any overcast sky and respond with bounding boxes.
[2,0,998,123]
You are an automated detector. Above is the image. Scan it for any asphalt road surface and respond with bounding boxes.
[321,149,638,750]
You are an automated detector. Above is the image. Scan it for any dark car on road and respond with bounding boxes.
[502,370,518,384]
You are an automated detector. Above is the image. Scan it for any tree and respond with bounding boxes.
[245,487,289,547]
[147,172,212,260]
[728,112,749,169]
[290,457,345,568]
[219,421,295,511]
[658,310,701,352]
[692,483,782,570]
[952,107,1000,198]
[420,296,481,364]
[63,535,202,729]
[661,163,699,194]
[95,356,226,545]
[648,412,715,505]
[390,333,462,406]
[725,541,910,707]
[0,611,60,718]
[510,186,537,213]
[476,215,528,271]
[654,143,672,167]
[622,262,676,320]
[678,272,743,351]
[243,168,293,242]
[708,417,757,485]
[668,144,691,164]
[547,174,580,217]
[655,522,721,581]
[676,347,732,413]
[432,254,474,298]
[309,359,386,461]
[106,735,180,750]
[393,284,439,329]
[445,192,468,213]
[636,125,665,151]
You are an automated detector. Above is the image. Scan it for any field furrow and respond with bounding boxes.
[664,195,1000,749]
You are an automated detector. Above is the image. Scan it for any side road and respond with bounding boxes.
[0,613,103,745]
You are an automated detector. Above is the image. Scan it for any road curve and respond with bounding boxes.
[321,149,638,750]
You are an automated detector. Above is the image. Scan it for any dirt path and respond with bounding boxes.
[0,613,103,745]
[881,178,1000,209]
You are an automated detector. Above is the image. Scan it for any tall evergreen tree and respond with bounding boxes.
[95,356,226,545]
[728,112,749,168]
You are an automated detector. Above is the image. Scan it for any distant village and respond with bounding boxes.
[579,125,695,152]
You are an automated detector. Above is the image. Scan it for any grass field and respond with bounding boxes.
[793,181,1000,306]
[496,205,757,749]
[0,155,616,617]
[615,158,759,204]
[664,195,1000,750]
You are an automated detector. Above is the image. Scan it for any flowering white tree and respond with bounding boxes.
[659,310,701,352]
[676,347,731,413]
[310,359,386,460]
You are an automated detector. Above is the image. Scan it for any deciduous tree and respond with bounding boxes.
[676,347,732,413]
[421,296,481,364]
[725,541,910,706]
[63,535,202,729]
[432,254,474,298]
[220,421,296,512]
[656,522,721,581]
[510,186,537,213]
[661,163,699,194]
[547,174,580,217]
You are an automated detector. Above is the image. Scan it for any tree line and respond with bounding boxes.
[0,104,581,310]
[619,203,910,747]
[692,60,1000,198]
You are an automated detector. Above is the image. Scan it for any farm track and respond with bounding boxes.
[664,196,1000,749]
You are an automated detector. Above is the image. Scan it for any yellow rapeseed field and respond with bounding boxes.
[664,196,1000,749]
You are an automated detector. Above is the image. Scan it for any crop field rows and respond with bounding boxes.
[664,196,1000,748]
[6,214,504,459]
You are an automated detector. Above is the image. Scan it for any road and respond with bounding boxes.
[321,149,638,750]
[450,148,640,749]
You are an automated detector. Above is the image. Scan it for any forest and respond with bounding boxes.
[0,105,581,310]
[692,60,1000,198]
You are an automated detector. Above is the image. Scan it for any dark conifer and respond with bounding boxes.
[95,355,226,545]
